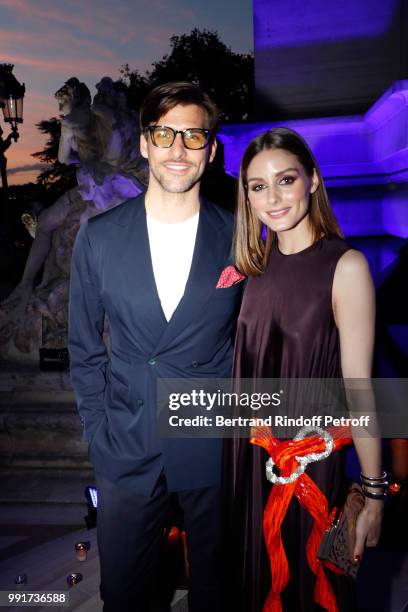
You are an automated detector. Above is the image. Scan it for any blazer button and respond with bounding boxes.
[137,399,144,407]
[192,361,198,368]
[148,358,157,366]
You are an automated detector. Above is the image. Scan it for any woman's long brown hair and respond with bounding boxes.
[234,127,343,276]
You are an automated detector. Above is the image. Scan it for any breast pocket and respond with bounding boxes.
[213,283,242,299]
[212,284,243,305]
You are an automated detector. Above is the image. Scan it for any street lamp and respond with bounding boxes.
[0,63,25,192]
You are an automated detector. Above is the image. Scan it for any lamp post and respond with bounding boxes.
[0,63,25,193]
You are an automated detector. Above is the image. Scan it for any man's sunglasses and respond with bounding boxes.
[145,125,212,150]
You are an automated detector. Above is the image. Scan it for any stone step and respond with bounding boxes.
[0,455,90,470]
[0,504,90,527]
[0,365,90,469]
[0,417,90,468]
[1,469,95,505]
[0,365,73,393]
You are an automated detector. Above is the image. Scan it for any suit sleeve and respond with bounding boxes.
[68,221,109,443]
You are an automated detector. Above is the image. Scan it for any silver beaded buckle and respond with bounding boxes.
[265,426,334,485]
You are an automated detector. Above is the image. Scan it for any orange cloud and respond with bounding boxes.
[0,51,121,79]
[1,0,155,44]
[0,29,115,59]
[1,0,101,34]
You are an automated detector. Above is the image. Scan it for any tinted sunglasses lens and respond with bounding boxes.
[183,129,209,149]
[151,127,174,147]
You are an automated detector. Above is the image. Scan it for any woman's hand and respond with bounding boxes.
[353,498,384,562]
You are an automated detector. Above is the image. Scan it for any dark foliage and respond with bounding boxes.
[32,118,76,200]
[121,29,254,123]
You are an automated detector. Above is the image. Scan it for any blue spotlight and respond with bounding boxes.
[84,486,98,529]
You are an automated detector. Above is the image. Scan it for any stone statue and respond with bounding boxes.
[56,76,148,210]
[0,76,147,360]
[21,212,38,239]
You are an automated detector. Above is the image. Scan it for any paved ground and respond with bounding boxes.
[0,525,188,612]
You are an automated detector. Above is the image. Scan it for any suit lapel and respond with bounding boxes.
[110,195,230,356]
[110,195,167,347]
[153,199,229,355]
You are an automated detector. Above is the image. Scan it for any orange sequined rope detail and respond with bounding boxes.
[250,425,352,612]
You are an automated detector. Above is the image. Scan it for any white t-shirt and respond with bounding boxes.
[146,213,199,321]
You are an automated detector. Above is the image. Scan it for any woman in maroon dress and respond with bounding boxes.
[225,128,384,612]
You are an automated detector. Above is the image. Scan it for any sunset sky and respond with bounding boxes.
[0,0,253,185]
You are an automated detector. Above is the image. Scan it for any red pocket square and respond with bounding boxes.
[216,266,246,289]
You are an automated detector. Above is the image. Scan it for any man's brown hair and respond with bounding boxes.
[140,81,219,132]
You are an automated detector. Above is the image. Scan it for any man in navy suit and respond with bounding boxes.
[69,82,242,611]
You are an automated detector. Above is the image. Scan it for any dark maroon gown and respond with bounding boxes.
[223,236,358,612]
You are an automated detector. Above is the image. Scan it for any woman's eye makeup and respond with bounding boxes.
[250,183,266,192]
[248,175,297,191]
[279,175,296,185]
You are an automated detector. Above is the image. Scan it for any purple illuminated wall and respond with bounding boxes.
[253,0,408,119]
[237,0,407,374]
[219,81,408,280]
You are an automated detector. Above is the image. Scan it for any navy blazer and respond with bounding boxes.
[68,193,242,494]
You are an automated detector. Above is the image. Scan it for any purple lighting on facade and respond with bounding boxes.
[220,81,408,187]
[219,81,408,278]
[253,0,398,49]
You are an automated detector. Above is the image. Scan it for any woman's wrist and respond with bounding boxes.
[360,470,388,500]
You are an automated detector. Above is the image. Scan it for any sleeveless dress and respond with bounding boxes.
[223,236,358,612]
